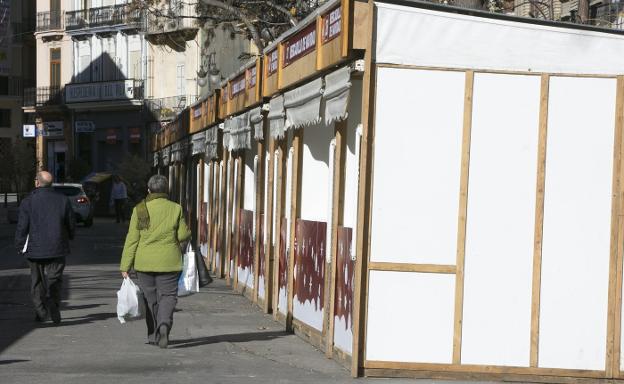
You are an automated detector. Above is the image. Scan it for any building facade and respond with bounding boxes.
[27,0,207,181]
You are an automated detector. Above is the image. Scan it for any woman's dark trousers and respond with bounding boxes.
[137,272,179,343]
[114,198,126,223]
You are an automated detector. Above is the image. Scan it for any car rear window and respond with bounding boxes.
[54,187,82,196]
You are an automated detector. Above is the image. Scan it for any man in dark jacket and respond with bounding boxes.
[15,171,75,324]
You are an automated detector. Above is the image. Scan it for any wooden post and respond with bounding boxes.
[233,155,243,291]
[207,160,215,271]
[452,70,474,365]
[530,74,550,368]
[217,152,229,278]
[273,142,285,321]
[198,157,205,253]
[326,120,347,357]
[286,129,303,332]
[264,132,275,314]
[351,0,375,376]
[254,135,265,304]
[607,76,624,377]
[225,152,234,285]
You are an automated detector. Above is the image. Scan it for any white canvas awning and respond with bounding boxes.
[250,106,264,140]
[223,118,233,150]
[324,66,352,125]
[284,77,324,130]
[171,142,181,163]
[205,126,219,160]
[230,112,251,151]
[153,152,159,167]
[162,146,170,166]
[191,131,206,155]
[268,95,285,139]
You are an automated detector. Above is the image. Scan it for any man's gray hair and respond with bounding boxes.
[147,174,168,194]
[36,171,53,187]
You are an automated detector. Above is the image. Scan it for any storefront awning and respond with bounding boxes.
[205,126,219,160]
[153,152,159,167]
[324,66,352,125]
[284,77,323,130]
[250,106,263,141]
[229,112,251,151]
[191,131,206,156]
[162,146,170,166]
[222,118,233,151]
[268,95,285,139]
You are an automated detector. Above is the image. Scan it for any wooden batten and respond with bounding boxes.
[351,0,374,377]
[286,131,303,331]
[219,83,229,120]
[614,76,624,379]
[272,143,284,321]
[225,153,235,286]
[264,132,276,314]
[253,134,265,305]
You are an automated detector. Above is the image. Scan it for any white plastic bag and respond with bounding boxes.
[178,243,199,297]
[116,277,142,324]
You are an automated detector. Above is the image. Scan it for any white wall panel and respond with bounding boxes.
[370,68,464,264]
[539,77,616,370]
[300,124,333,222]
[244,147,255,210]
[366,271,455,363]
[461,73,540,367]
[343,80,362,230]
[375,3,624,75]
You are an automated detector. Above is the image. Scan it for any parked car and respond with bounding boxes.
[52,183,93,227]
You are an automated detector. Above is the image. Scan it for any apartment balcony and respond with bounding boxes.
[65,4,144,33]
[0,77,26,98]
[64,79,145,110]
[23,86,63,108]
[36,11,64,33]
[144,94,198,121]
[145,3,198,42]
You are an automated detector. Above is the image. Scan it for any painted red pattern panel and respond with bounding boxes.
[238,209,254,271]
[199,203,207,244]
[279,217,288,294]
[334,226,354,330]
[259,214,265,281]
[294,219,326,310]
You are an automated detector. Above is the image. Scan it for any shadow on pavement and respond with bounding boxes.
[169,330,289,349]
[0,359,30,365]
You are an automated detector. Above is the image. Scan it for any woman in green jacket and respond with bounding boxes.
[120,174,191,348]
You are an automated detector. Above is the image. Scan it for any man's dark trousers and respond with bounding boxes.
[29,257,65,317]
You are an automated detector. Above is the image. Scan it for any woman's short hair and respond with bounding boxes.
[147,175,168,194]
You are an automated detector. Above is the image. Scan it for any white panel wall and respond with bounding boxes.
[461,74,540,367]
[539,77,616,370]
[370,68,464,265]
[244,147,255,210]
[342,80,363,230]
[375,3,624,75]
[300,124,333,222]
[366,271,455,362]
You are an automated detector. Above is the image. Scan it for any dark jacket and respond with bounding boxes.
[15,186,75,259]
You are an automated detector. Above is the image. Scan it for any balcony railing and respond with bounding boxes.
[66,5,145,31]
[0,77,25,97]
[23,86,63,107]
[36,11,63,32]
[65,79,144,104]
[145,94,198,121]
[145,3,198,35]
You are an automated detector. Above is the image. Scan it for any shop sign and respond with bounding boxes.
[267,49,278,75]
[44,121,64,137]
[192,105,201,119]
[75,121,95,133]
[129,127,141,143]
[230,74,246,98]
[23,124,35,138]
[65,80,136,103]
[283,23,316,68]
[248,65,257,88]
[106,128,117,144]
[322,6,341,44]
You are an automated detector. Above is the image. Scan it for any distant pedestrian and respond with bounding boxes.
[119,174,191,348]
[110,175,128,223]
[15,171,75,324]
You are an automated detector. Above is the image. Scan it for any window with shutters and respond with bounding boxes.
[50,48,61,87]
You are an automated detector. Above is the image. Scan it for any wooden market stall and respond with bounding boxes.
[349,0,624,382]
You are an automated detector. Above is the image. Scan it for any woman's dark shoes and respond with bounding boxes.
[157,324,169,349]
[34,309,48,323]
[47,301,61,324]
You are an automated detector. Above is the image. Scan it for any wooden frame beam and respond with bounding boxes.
[286,129,303,332]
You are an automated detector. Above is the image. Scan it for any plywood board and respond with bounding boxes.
[461,73,541,367]
[366,271,455,363]
[370,68,465,265]
[301,123,333,222]
[538,76,617,371]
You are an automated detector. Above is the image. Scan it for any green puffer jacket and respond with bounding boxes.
[120,197,191,273]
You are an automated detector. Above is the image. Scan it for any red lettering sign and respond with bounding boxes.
[106,128,117,144]
[267,49,278,75]
[282,23,316,68]
[230,74,246,99]
[322,6,341,44]
[129,127,141,143]
[247,66,257,88]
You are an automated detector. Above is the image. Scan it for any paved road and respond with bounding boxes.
[0,216,496,384]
